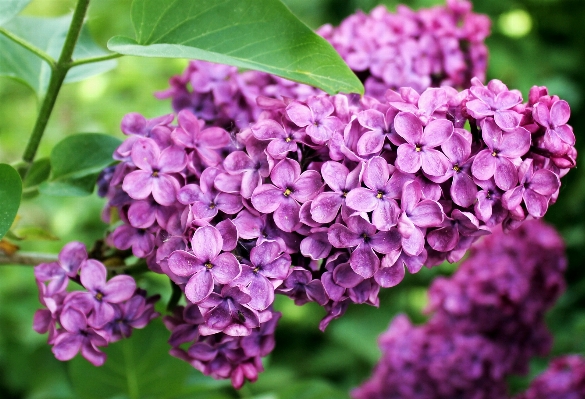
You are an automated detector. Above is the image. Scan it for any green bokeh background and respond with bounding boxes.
[1,0,585,398]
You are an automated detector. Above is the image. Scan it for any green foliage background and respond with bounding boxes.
[1,0,584,398]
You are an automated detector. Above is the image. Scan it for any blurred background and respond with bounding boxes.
[1,0,585,398]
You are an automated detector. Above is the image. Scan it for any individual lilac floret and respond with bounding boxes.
[222,136,270,198]
[466,78,523,130]
[471,118,531,190]
[394,112,454,176]
[168,225,241,304]
[122,138,187,206]
[355,107,399,156]
[251,158,323,232]
[198,285,259,336]
[251,119,306,160]
[532,99,575,153]
[311,161,361,223]
[34,241,87,297]
[516,355,585,399]
[285,96,344,144]
[345,157,401,231]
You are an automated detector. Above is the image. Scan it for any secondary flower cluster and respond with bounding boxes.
[353,220,567,399]
[516,355,585,399]
[156,0,489,130]
[319,0,490,97]
[163,304,280,389]
[33,242,159,366]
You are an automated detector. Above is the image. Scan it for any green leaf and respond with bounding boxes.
[0,0,30,25]
[68,320,232,399]
[39,133,121,197]
[107,0,363,95]
[0,15,117,97]
[22,158,51,198]
[11,226,58,241]
[0,164,22,240]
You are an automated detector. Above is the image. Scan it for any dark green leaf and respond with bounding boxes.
[107,0,363,95]
[39,133,121,197]
[0,16,117,97]
[0,0,31,25]
[23,157,50,189]
[0,164,22,240]
[68,320,232,399]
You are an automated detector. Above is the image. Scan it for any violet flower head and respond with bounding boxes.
[533,99,575,153]
[286,96,344,144]
[467,79,523,130]
[516,355,585,399]
[311,161,360,223]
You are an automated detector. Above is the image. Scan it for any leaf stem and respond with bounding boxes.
[21,0,92,170]
[0,27,56,68]
[68,52,122,68]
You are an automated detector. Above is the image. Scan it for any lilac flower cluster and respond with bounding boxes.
[163,304,280,389]
[516,355,585,399]
[156,0,489,130]
[352,220,567,399]
[33,242,159,366]
[319,0,490,97]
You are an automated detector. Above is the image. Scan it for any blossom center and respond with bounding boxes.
[415,145,422,152]
[342,191,348,197]
[376,191,384,199]
[151,170,159,177]
[95,292,104,301]
[491,151,498,157]
[285,136,292,143]
[453,164,460,172]
[205,262,213,269]
[283,188,293,197]
[209,202,216,209]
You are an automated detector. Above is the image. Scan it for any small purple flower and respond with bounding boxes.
[198,285,259,336]
[286,97,344,144]
[471,118,530,191]
[168,226,241,304]
[251,159,323,232]
[52,307,108,366]
[251,118,306,159]
[122,138,187,206]
[311,161,361,223]
[277,267,328,306]
[426,210,490,252]
[110,224,155,258]
[328,216,402,278]
[436,131,477,207]
[467,79,523,131]
[223,137,270,198]
[502,159,560,218]
[474,178,508,226]
[397,180,444,256]
[533,100,575,153]
[394,112,453,176]
[34,241,87,297]
[345,157,401,231]
[356,107,399,156]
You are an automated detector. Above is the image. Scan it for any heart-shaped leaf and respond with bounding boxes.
[39,133,121,197]
[0,15,117,97]
[0,0,31,25]
[0,164,22,240]
[108,0,363,95]
[68,320,233,399]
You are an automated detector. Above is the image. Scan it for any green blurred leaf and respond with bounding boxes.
[0,0,30,25]
[22,157,51,198]
[0,163,22,240]
[68,320,232,399]
[0,15,117,97]
[107,0,363,95]
[278,380,348,399]
[39,133,120,197]
[11,226,58,241]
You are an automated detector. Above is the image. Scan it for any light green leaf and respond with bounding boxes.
[22,157,51,199]
[107,0,363,95]
[0,0,30,25]
[0,164,22,240]
[39,133,121,197]
[68,320,232,399]
[11,226,58,241]
[0,15,117,97]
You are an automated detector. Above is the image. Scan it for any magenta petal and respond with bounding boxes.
[224,151,255,173]
[185,270,214,303]
[240,171,260,199]
[499,127,531,158]
[89,301,115,328]
[80,342,106,366]
[421,149,449,176]
[216,219,238,251]
[472,150,497,181]
[52,333,83,361]
[292,171,323,203]
[211,253,241,284]
[401,226,425,256]
[152,175,180,206]
[494,158,518,191]
[394,112,423,144]
[251,185,283,214]
[246,275,274,311]
[333,262,364,288]
[102,275,136,303]
[502,186,524,210]
[374,259,405,288]
[60,307,87,332]
[451,174,478,208]
[427,226,459,252]
[346,187,378,212]
[524,190,549,218]
[267,139,297,159]
[286,102,312,127]
[372,199,400,231]
[123,170,153,200]
[59,242,87,275]
[466,99,493,118]
[421,119,453,148]
[252,119,286,140]
[350,244,379,278]
[358,109,385,130]
[216,193,243,214]
[273,199,300,232]
[494,110,521,131]
[131,139,158,171]
[396,144,422,173]
[300,233,332,260]
[550,100,571,126]
[357,130,385,156]
[159,146,187,173]
[168,251,201,277]
[530,169,559,196]
[127,200,156,228]
[80,260,106,293]
[321,272,345,302]
[370,229,402,254]
[271,159,300,189]
[328,224,362,248]
[554,125,576,145]
[363,157,390,190]
[311,192,343,223]
[321,161,349,193]
[409,200,444,228]
[191,226,223,261]
[442,132,471,163]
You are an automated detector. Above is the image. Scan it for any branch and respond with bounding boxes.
[68,52,122,68]
[0,251,57,266]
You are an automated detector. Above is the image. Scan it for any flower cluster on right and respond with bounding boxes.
[353,220,570,399]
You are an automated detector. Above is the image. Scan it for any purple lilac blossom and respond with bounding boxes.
[354,220,567,399]
[33,242,159,366]
[516,355,585,399]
